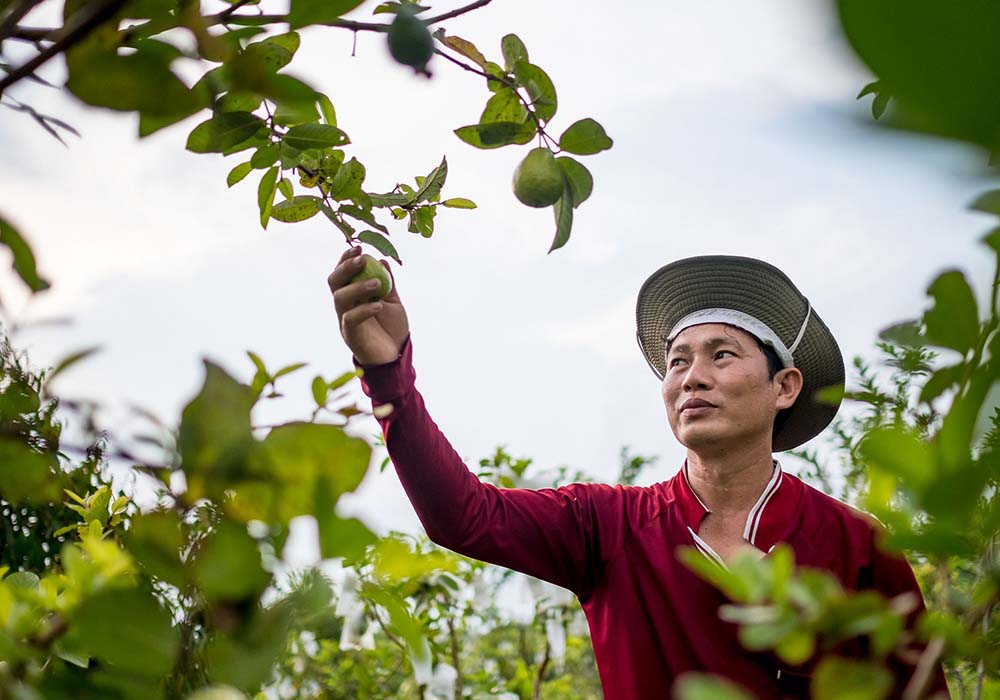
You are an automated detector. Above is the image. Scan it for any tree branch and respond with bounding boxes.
[0,0,44,43]
[425,0,494,24]
[0,0,128,96]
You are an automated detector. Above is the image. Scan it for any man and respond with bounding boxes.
[327,250,948,699]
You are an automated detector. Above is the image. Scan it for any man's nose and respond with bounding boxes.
[682,356,712,391]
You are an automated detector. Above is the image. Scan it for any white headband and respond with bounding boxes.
[665,305,811,369]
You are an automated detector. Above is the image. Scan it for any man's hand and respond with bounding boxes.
[328,246,410,366]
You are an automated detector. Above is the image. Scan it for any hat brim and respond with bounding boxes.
[635,255,845,452]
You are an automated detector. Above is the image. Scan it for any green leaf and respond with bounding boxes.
[454,121,536,149]
[46,346,101,384]
[413,156,447,203]
[500,34,529,71]
[556,156,593,208]
[186,112,265,154]
[441,198,477,209]
[277,177,294,199]
[246,351,268,376]
[192,518,270,601]
[872,92,890,119]
[922,270,979,353]
[311,376,328,406]
[288,0,366,29]
[273,100,323,127]
[558,118,613,155]
[358,230,402,265]
[859,426,935,493]
[512,60,557,122]
[340,205,388,233]
[316,92,337,125]
[0,438,56,504]
[273,361,306,379]
[480,87,528,124]
[271,196,322,223]
[123,510,185,587]
[216,91,262,114]
[327,157,366,200]
[919,363,964,403]
[0,216,50,292]
[283,123,350,150]
[227,161,254,187]
[4,571,40,589]
[877,319,923,346]
[369,191,414,207]
[72,588,180,677]
[811,657,893,700]
[250,143,280,169]
[549,181,574,253]
[258,166,279,229]
[970,189,1000,216]
[408,207,436,237]
[675,674,757,700]
[315,476,376,561]
[178,361,256,500]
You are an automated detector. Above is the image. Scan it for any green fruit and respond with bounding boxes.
[387,8,433,73]
[351,254,393,301]
[512,148,565,208]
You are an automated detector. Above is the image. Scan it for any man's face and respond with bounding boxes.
[661,323,793,451]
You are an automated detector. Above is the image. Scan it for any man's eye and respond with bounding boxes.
[715,350,734,360]
[668,358,686,367]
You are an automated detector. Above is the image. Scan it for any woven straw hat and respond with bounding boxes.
[635,255,844,451]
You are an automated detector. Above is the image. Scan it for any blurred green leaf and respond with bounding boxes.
[123,510,185,587]
[178,361,256,500]
[836,0,1000,147]
[920,363,964,403]
[922,270,979,354]
[970,189,1000,216]
[859,426,934,492]
[72,587,180,677]
[558,118,613,155]
[0,215,50,292]
[193,518,269,601]
[811,656,893,700]
[250,143,280,169]
[288,0,366,29]
[0,438,55,504]
[674,673,757,700]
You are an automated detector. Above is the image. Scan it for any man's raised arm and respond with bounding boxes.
[327,248,638,597]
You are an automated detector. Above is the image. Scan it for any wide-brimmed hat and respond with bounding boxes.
[635,255,844,451]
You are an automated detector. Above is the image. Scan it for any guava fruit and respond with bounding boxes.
[351,254,393,301]
[387,8,433,74]
[512,148,565,208]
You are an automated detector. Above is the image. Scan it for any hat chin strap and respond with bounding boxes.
[665,304,812,370]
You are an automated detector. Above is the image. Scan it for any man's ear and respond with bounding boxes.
[774,367,804,410]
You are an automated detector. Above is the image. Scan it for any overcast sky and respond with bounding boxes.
[2,0,998,561]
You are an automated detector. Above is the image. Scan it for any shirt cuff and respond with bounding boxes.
[353,334,415,404]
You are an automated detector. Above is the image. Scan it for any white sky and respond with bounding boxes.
[2,0,998,556]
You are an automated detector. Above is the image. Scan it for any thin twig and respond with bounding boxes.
[216,0,257,22]
[902,636,946,700]
[0,0,128,95]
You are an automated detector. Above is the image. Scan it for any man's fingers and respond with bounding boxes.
[333,279,382,314]
[342,301,383,330]
[327,248,366,293]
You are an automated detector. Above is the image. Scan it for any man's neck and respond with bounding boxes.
[685,442,777,515]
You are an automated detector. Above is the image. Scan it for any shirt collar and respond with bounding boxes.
[672,458,804,552]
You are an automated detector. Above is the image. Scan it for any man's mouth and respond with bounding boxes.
[680,399,716,415]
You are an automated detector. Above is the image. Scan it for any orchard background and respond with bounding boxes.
[0,0,998,698]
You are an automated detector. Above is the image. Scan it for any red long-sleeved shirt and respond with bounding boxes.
[356,335,949,699]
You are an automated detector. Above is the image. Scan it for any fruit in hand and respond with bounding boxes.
[512,148,565,208]
[351,254,393,301]
[387,7,433,75]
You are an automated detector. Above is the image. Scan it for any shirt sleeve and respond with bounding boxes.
[353,334,640,599]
